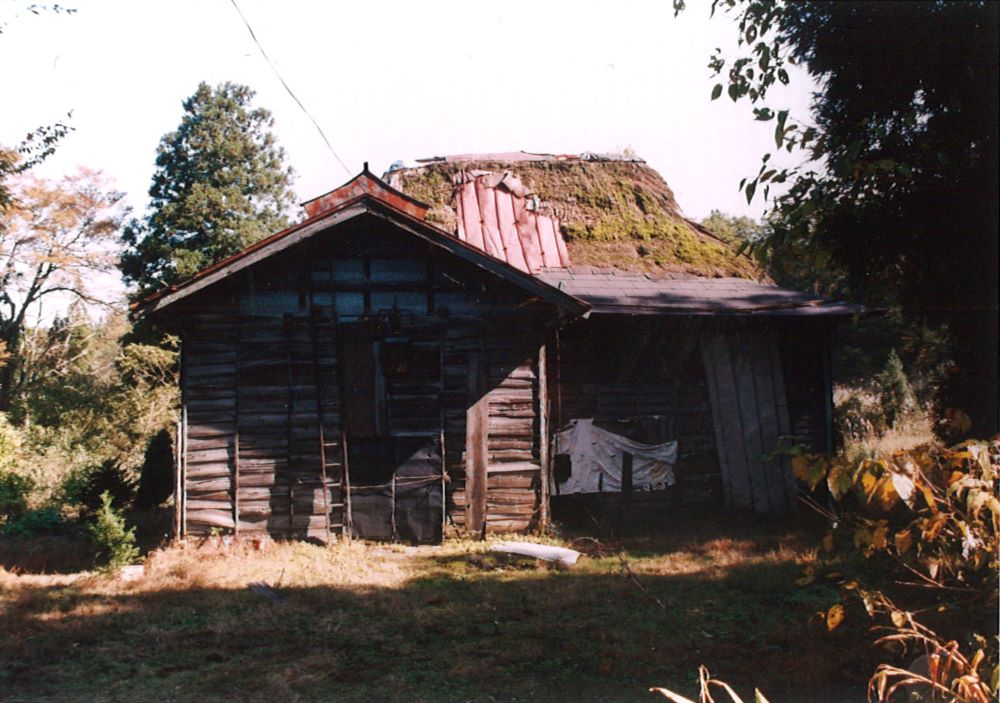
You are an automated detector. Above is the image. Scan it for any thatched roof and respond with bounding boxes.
[385,153,763,279]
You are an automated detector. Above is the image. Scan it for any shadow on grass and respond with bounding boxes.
[1,514,879,703]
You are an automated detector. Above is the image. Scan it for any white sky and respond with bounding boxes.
[1,0,815,313]
[2,0,816,215]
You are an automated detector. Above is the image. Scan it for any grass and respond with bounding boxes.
[1,507,884,702]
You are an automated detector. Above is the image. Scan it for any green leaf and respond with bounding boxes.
[728,84,740,102]
[777,68,789,84]
[711,83,723,101]
[745,179,757,204]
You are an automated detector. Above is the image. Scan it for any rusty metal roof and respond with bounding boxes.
[537,268,864,317]
[452,170,570,273]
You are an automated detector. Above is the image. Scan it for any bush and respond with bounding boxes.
[0,471,34,524]
[3,506,65,537]
[878,348,916,428]
[135,429,174,509]
[62,459,136,515]
[88,491,139,570]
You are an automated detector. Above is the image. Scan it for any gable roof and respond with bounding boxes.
[537,268,864,317]
[134,169,589,317]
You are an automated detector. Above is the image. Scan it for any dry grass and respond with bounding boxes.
[1,508,879,702]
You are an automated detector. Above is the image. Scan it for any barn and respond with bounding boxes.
[137,153,861,542]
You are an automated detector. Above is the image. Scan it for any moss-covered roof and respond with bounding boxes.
[386,155,763,279]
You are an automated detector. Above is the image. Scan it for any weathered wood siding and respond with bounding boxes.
[172,214,553,540]
[701,329,797,513]
[552,317,720,512]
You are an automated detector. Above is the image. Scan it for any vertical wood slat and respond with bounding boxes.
[232,317,241,535]
[768,335,798,506]
[181,402,188,538]
[749,333,785,512]
[283,315,295,538]
[309,311,331,543]
[732,334,769,513]
[174,416,182,541]
[537,343,549,530]
[465,351,489,536]
[702,334,753,510]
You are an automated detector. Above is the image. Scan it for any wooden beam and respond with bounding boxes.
[537,343,549,531]
[465,352,489,537]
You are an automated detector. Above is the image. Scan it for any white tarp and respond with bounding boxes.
[554,419,678,495]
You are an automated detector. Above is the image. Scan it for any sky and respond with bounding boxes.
[1,0,815,312]
[2,0,816,215]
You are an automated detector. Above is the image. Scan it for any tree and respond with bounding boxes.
[0,169,125,411]
[120,81,297,301]
[699,209,764,247]
[681,0,999,437]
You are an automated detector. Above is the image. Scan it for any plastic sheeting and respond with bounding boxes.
[554,419,677,495]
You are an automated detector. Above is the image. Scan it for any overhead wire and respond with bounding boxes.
[228,0,352,177]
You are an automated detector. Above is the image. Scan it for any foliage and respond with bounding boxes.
[7,313,177,505]
[0,470,33,523]
[134,428,174,509]
[2,506,65,537]
[119,81,296,301]
[62,459,136,515]
[87,490,139,570]
[678,0,999,436]
[0,169,126,411]
[652,666,771,702]
[698,210,765,247]
[877,349,917,429]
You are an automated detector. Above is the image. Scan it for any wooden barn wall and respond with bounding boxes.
[172,214,552,540]
[552,317,720,510]
[701,327,798,514]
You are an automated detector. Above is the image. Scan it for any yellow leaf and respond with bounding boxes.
[822,532,834,552]
[894,529,913,555]
[826,604,845,631]
[921,484,938,513]
[876,477,899,511]
[827,459,854,500]
[890,610,908,628]
[825,571,843,580]
[793,454,828,490]
[795,566,816,587]
[871,522,890,551]
[923,513,948,541]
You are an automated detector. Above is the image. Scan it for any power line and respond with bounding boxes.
[228,0,352,177]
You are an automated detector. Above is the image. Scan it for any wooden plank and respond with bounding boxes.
[465,352,489,537]
[750,333,789,513]
[702,334,753,510]
[537,343,549,530]
[768,334,798,507]
[732,334,769,514]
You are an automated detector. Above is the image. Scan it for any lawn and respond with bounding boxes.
[1,508,883,702]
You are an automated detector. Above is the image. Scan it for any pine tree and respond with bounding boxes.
[120,82,297,300]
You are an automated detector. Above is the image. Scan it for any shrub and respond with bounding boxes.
[878,349,917,428]
[88,491,139,570]
[62,459,136,515]
[0,471,34,524]
[3,506,65,537]
[135,429,174,509]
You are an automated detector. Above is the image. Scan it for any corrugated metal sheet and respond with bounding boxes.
[302,167,429,220]
[537,268,863,317]
[452,170,570,273]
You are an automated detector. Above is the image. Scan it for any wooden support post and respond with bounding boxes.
[309,311,332,544]
[537,343,549,531]
[174,417,182,541]
[233,316,241,537]
[283,314,295,538]
[465,351,489,538]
